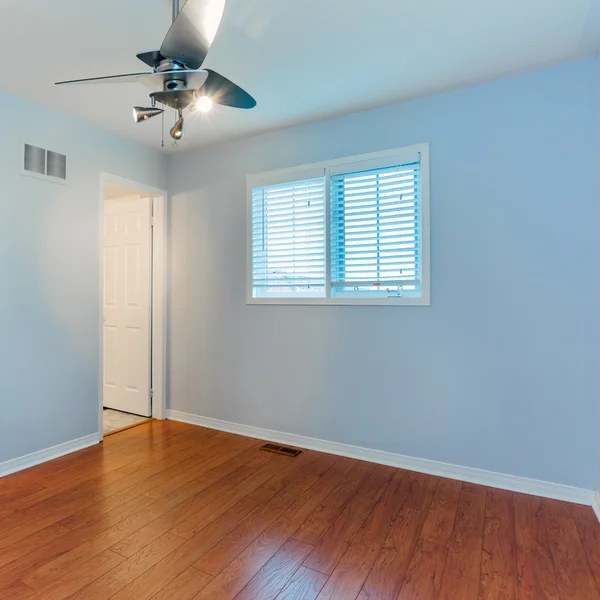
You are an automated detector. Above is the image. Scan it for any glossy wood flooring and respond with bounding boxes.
[1,420,600,600]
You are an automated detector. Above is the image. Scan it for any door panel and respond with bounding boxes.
[104,325,118,386]
[103,195,152,417]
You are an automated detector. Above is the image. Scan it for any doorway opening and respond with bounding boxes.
[99,174,167,437]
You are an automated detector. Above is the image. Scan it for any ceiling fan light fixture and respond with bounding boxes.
[133,106,165,123]
[192,95,213,113]
[58,0,256,146]
[170,111,185,140]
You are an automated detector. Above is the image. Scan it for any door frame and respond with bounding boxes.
[98,172,168,437]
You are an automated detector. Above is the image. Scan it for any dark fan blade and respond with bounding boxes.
[200,70,256,109]
[56,69,208,93]
[160,0,226,70]
[137,50,166,68]
[56,72,152,85]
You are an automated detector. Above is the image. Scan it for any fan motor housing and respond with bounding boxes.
[164,79,187,91]
[155,59,186,73]
[151,89,197,111]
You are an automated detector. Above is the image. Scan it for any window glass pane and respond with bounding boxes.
[252,177,326,298]
[330,162,422,299]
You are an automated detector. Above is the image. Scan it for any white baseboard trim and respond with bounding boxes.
[593,491,600,523]
[167,410,594,507]
[0,433,101,478]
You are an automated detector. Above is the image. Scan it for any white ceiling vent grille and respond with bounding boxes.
[21,143,67,184]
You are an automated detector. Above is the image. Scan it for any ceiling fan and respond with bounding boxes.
[56,0,256,142]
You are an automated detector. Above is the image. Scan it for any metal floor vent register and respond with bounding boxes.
[261,443,302,458]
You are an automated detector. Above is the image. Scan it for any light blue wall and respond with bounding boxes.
[168,58,598,489]
[0,93,167,464]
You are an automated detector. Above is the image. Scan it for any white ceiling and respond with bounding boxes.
[1,0,599,152]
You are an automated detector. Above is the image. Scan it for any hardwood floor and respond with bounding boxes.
[0,419,598,600]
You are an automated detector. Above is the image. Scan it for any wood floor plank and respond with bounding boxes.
[0,470,129,520]
[0,579,36,600]
[292,461,372,546]
[63,493,156,540]
[67,532,187,600]
[356,472,435,600]
[159,440,264,507]
[275,567,328,600]
[0,481,46,503]
[0,523,71,569]
[0,497,118,588]
[110,447,271,558]
[514,493,560,600]
[545,514,600,600]
[101,427,207,467]
[403,471,439,510]
[170,452,286,539]
[21,422,189,485]
[3,422,191,505]
[479,488,517,600]
[437,483,486,600]
[575,515,600,594]
[100,425,208,464]
[540,497,595,522]
[107,433,233,486]
[107,455,339,600]
[98,447,208,498]
[0,487,104,549]
[357,506,426,600]
[196,454,343,576]
[21,445,265,591]
[316,469,413,600]
[20,494,158,590]
[116,428,219,475]
[29,549,125,600]
[303,465,394,576]
[142,436,249,500]
[235,538,313,600]
[399,478,462,599]
[59,487,148,530]
[62,492,156,535]
[149,567,213,600]
[192,456,362,600]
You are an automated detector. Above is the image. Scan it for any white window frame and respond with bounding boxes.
[246,143,430,306]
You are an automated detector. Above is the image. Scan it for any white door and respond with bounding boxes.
[103,195,152,417]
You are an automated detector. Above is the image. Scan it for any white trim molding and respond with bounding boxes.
[246,143,431,307]
[593,491,600,523]
[167,410,594,507]
[0,433,100,478]
[98,173,168,434]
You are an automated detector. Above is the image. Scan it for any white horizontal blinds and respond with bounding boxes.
[252,177,326,297]
[330,160,421,295]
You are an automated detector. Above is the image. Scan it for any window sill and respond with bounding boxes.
[246,296,430,306]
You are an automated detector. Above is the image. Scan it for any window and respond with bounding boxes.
[251,177,326,299]
[247,144,430,305]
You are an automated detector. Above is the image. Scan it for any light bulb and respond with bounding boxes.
[170,112,185,140]
[194,95,213,113]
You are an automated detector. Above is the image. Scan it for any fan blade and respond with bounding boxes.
[56,69,209,93]
[137,51,166,68]
[160,0,226,70]
[56,72,152,85]
[200,70,256,109]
